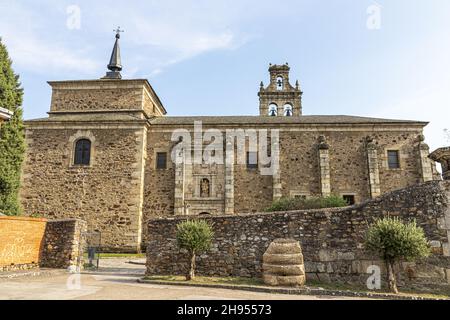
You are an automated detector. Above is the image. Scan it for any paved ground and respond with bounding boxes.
[0,259,367,300]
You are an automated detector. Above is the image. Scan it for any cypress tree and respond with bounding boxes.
[0,37,25,215]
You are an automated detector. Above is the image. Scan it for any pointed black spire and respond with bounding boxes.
[103,27,123,79]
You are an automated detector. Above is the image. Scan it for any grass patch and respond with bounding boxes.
[307,279,450,300]
[144,275,264,286]
[100,253,146,259]
[83,253,146,259]
[142,276,449,299]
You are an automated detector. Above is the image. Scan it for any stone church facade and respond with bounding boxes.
[19,36,441,251]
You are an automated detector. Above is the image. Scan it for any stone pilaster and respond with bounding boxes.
[174,148,185,215]
[272,140,282,201]
[366,137,381,198]
[224,140,235,214]
[318,136,331,197]
[418,135,433,182]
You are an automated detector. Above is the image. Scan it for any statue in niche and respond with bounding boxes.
[200,178,210,198]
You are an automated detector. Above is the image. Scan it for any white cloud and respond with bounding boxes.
[4,35,100,75]
[369,85,450,152]
[0,1,100,76]
[0,0,257,77]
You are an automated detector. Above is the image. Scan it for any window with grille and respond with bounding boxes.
[387,150,400,169]
[74,139,91,165]
[156,152,167,169]
[343,195,355,206]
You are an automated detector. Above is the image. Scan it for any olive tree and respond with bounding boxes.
[365,216,430,293]
[176,219,214,281]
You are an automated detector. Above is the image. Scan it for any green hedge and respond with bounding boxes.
[264,195,348,212]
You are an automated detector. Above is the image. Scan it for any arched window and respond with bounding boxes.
[268,103,278,116]
[276,76,283,91]
[283,104,293,116]
[199,212,211,216]
[200,178,210,198]
[74,139,91,165]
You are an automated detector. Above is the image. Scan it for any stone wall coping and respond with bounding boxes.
[46,218,85,223]
[149,206,355,223]
[0,216,47,223]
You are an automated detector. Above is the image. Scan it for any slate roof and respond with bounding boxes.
[149,115,428,126]
[25,114,428,127]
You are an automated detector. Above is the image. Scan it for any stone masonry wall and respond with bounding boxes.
[49,80,145,115]
[147,181,450,288]
[40,219,87,269]
[21,125,147,252]
[0,217,87,272]
[279,130,424,204]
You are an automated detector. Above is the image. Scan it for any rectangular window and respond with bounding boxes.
[343,195,355,206]
[156,152,167,169]
[387,150,400,169]
[247,152,258,169]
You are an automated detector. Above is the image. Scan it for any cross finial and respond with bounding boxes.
[113,26,124,39]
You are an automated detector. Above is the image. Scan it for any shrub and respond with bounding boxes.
[264,195,348,212]
[365,216,430,293]
[176,219,214,280]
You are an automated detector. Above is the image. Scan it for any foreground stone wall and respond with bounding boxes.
[0,217,87,272]
[0,216,47,271]
[40,219,87,269]
[147,181,450,288]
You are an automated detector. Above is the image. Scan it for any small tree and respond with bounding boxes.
[365,217,430,293]
[176,219,214,281]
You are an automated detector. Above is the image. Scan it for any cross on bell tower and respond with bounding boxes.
[258,63,303,116]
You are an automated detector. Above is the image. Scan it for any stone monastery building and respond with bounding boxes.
[20,32,440,251]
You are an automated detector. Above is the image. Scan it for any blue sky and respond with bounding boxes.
[1,0,450,150]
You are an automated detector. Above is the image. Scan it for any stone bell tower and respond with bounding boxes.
[258,63,303,116]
